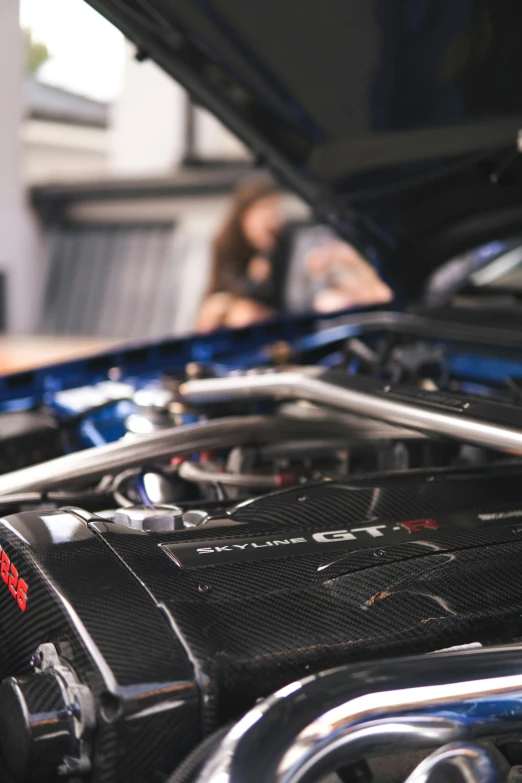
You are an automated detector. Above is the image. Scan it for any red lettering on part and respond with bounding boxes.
[0,547,28,611]
[1,550,9,584]
[398,519,443,534]
[8,563,18,599]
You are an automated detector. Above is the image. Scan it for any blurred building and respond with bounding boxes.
[24,77,110,182]
[1,8,306,340]
[0,1,37,333]
[109,42,249,177]
[25,49,259,339]
[23,41,250,185]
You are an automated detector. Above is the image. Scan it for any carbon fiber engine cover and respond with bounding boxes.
[3,463,522,782]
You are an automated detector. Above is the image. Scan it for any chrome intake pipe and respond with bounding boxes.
[197,644,522,783]
[181,368,522,455]
[0,414,364,495]
[0,401,424,496]
[404,743,504,783]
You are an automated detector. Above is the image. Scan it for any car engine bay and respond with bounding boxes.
[6,0,522,779]
[2,307,522,782]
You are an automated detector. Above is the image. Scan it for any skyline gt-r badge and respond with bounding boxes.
[162,518,445,568]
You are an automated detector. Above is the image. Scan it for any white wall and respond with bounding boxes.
[0,1,39,332]
[109,42,187,176]
[109,42,249,176]
[193,105,249,160]
[23,120,109,183]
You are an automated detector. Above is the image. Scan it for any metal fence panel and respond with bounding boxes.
[39,221,182,339]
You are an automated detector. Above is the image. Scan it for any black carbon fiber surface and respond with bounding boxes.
[0,514,199,783]
[0,672,73,782]
[3,464,522,781]
[91,464,522,728]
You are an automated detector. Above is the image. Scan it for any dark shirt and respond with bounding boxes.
[236,221,306,311]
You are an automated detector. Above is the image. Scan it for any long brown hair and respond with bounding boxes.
[207,177,280,296]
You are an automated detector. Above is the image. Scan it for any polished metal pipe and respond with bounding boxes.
[277,401,425,441]
[181,370,522,454]
[404,743,503,783]
[197,644,522,783]
[275,717,467,783]
[0,415,354,495]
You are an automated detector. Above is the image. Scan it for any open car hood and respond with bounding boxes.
[85,0,522,298]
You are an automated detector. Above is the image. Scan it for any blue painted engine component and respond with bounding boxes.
[1,304,522,457]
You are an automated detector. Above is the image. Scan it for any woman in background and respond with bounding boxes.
[196,177,392,333]
[196,179,284,332]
